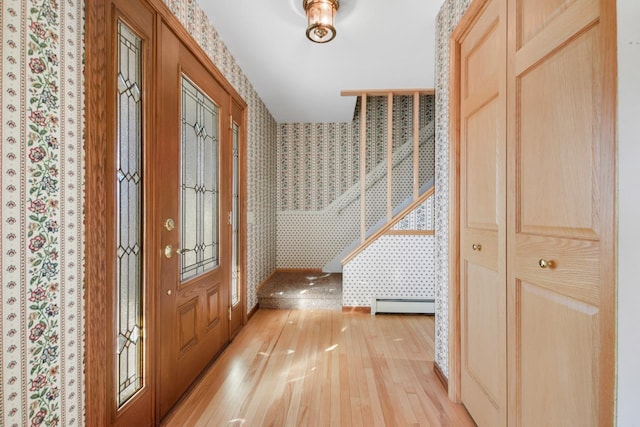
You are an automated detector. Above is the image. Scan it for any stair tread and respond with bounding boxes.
[258,272,343,311]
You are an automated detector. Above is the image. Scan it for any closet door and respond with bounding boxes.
[506,0,616,425]
[455,0,507,425]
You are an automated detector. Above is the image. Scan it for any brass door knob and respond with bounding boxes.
[539,259,554,269]
[472,243,482,251]
[164,244,173,259]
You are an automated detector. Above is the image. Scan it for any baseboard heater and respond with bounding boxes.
[371,297,435,315]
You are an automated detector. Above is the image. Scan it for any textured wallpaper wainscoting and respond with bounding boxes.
[343,195,436,307]
[343,235,436,307]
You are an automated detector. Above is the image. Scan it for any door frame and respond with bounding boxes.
[85,0,247,424]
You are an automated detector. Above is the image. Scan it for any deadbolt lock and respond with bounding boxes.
[164,218,175,232]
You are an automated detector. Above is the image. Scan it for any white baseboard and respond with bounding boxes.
[371,297,435,315]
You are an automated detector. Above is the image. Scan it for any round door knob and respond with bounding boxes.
[166,289,172,296]
[539,259,554,269]
[164,245,173,259]
[472,243,482,251]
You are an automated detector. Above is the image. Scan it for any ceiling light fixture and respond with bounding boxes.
[303,0,339,43]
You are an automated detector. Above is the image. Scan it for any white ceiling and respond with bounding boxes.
[201,0,445,123]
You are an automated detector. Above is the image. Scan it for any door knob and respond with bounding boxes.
[164,245,173,259]
[166,289,172,296]
[165,246,192,258]
[538,259,554,269]
[472,243,482,251]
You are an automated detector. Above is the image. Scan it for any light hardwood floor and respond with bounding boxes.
[162,309,475,426]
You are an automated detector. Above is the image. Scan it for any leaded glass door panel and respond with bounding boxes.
[157,22,231,418]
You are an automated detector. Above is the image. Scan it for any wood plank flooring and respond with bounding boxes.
[162,309,475,427]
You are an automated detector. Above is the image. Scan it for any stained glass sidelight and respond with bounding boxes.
[231,123,240,306]
[180,77,219,282]
[116,21,144,407]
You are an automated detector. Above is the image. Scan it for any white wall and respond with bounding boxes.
[617,1,640,425]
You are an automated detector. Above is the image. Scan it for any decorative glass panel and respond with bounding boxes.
[180,77,219,282]
[231,123,240,306]
[116,21,144,407]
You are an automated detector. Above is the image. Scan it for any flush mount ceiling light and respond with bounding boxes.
[303,0,340,43]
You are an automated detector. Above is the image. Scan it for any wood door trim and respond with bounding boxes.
[85,0,109,424]
[448,0,494,405]
[85,0,248,424]
[596,0,618,422]
[150,0,246,110]
[434,361,449,393]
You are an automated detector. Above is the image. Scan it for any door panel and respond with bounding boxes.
[519,0,579,45]
[507,0,615,424]
[206,285,222,328]
[518,281,598,426]
[158,22,230,418]
[465,98,499,230]
[463,262,502,405]
[518,27,599,240]
[178,299,199,353]
[457,0,507,425]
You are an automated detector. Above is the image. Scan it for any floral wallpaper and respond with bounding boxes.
[0,0,475,422]
[434,0,472,378]
[2,0,277,425]
[1,0,85,426]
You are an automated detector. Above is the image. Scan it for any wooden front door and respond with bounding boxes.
[507,0,616,425]
[456,0,507,425]
[157,22,231,418]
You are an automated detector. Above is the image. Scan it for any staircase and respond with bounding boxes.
[319,118,436,273]
[273,91,437,311]
[323,178,434,272]
[277,119,435,270]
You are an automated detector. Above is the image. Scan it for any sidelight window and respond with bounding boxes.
[115,20,144,407]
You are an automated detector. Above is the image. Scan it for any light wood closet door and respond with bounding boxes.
[506,0,616,425]
[457,0,507,425]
